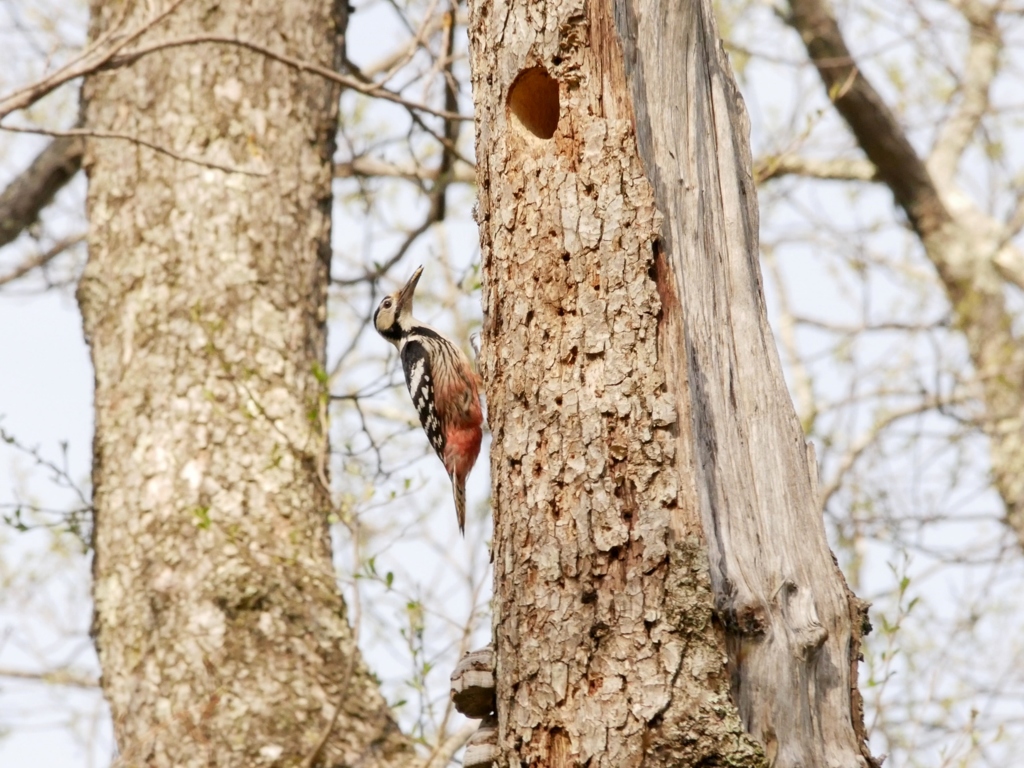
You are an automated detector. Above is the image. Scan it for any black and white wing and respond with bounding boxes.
[400,338,446,464]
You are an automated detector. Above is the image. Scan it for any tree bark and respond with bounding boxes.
[471,0,871,765]
[78,1,411,765]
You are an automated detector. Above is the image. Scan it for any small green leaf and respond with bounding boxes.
[311,362,329,385]
[192,506,212,529]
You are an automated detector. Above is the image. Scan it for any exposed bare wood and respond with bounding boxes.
[616,0,872,763]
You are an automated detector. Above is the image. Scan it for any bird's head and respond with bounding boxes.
[374,265,423,344]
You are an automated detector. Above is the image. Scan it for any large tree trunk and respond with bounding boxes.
[470,0,872,764]
[78,2,411,765]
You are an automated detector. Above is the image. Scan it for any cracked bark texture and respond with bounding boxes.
[78,1,412,766]
[470,0,870,765]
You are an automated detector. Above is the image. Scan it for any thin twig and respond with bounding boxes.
[331,198,448,287]
[0,666,99,689]
[0,123,268,176]
[818,393,968,510]
[114,35,469,122]
[0,234,84,287]
[335,155,475,184]
[0,0,189,121]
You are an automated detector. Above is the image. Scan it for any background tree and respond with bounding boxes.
[724,0,1024,761]
[78,0,416,765]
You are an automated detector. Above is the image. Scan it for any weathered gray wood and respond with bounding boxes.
[612,1,872,765]
[468,0,871,764]
[79,1,411,766]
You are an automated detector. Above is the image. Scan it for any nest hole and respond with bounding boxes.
[507,67,560,140]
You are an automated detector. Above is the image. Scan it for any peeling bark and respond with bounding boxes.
[79,1,411,765]
[470,0,869,765]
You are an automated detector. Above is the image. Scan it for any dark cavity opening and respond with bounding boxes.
[507,67,560,140]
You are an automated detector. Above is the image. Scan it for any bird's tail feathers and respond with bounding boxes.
[452,475,466,536]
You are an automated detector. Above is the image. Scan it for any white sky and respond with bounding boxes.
[0,0,1022,765]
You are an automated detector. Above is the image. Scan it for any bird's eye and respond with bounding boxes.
[382,298,393,309]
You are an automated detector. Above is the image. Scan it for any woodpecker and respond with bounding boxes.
[374,266,484,534]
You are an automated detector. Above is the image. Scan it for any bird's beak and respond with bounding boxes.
[396,265,423,311]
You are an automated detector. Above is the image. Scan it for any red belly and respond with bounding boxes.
[445,423,482,479]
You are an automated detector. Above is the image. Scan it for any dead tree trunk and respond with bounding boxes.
[469,0,873,764]
[78,1,411,765]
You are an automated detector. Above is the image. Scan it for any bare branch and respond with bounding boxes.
[755,154,877,184]
[114,35,470,122]
[1006,189,1024,240]
[335,156,475,184]
[0,135,82,249]
[785,0,950,239]
[819,393,968,510]
[0,667,99,689]
[332,182,449,287]
[927,0,1000,186]
[1,10,467,144]
[356,3,462,80]
[988,238,1024,292]
[0,0,188,121]
[783,0,1024,293]
[1,123,268,177]
[785,0,1024,548]
[334,21,464,288]
[0,234,84,287]
[794,315,949,335]
[417,724,477,768]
